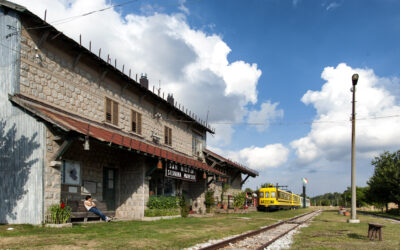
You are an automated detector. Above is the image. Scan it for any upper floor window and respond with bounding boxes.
[131,110,142,135]
[164,126,172,146]
[192,136,203,156]
[105,97,118,126]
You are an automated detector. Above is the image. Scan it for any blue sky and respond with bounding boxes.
[14,0,400,196]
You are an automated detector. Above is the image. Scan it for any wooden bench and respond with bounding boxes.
[368,223,384,241]
[68,200,115,222]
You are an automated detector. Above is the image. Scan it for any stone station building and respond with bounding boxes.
[0,1,258,224]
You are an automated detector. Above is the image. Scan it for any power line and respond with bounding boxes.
[25,0,139,30]
[162,113,400,126]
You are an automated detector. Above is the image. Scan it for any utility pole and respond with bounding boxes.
[348,73,360,223]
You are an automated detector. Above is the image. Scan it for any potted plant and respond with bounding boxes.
[221,183,230,210]
[45,202,72,228]
[233,192,246,212]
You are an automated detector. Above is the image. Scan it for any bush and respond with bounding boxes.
[47,203,71,224]
[147,196,179,209]
[144,208,180,217]
[205,190,215,213]
[388,208,400,215]
[233,192,246,208]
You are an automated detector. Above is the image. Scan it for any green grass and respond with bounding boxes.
[291,209,400,249]
[359,210,400,221]
[0,208,312,249]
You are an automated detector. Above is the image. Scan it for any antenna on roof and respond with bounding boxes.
[206,107,209,124]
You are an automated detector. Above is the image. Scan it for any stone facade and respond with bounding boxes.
[17,17,210,219]
[19,25,201,159]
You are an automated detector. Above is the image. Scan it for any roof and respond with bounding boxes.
[9,94,225,177]
[0,0,214,134]
[203,149,259,177]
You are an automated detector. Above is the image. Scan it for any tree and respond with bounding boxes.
[342,186,369,208]
[367,150,400,210]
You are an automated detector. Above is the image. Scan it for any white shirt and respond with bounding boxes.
[84,200,94,211]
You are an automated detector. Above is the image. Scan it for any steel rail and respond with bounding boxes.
[256,210,320,250]
[199,210,319,250]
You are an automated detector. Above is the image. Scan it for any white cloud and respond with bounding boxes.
[291,63,400,164]
[248,101,284,132]
[326,2,340,11]
[12,0,262,146]
[213,144,289,171]
[238,144,289,170]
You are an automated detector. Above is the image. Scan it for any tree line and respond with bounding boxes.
[311,150,400,212]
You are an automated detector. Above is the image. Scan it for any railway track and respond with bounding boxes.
[198,210,321,250]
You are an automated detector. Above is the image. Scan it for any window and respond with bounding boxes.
[164,126,172,146]
[105,97,118,126]
[131,110,142,134]
[271,192,276,198]
[192,135,203,156]
[259,192,264,198]
[265,192,270,198]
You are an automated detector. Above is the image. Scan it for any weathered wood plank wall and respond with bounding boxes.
[0,7,45,225]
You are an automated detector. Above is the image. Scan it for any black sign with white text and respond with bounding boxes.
[165,162,197,182]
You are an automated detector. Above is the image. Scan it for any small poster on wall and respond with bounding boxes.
[63,161,81,185]
[82,181,97,194]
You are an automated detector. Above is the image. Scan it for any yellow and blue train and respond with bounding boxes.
[257,185,304,211]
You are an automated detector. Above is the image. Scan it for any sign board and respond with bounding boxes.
[63,161,81,185]
[165,162,197,182]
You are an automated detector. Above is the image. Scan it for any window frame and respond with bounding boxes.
[105,97,119,126]
[164,126,172,146]
[131,109,142,135]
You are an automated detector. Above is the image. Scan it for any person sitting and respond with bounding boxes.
[84,195,111,222]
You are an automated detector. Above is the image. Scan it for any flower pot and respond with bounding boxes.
[45,223,72,228]
[223,204,228,210]
[344,211,350,216]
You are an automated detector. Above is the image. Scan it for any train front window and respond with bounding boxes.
[259,192,264,198]
[265,192,269,198]
[271,192,276,198]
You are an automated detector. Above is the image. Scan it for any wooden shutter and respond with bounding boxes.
[112,101,118,125]
[131,110,137,133]
[164,126,168,144]
[168,127,172,145]
[137,113,142,135]
[106,98,112,122]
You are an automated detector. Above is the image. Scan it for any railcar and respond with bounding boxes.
[300,197,311,208]
[257,185,301,211]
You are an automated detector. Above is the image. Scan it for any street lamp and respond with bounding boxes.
[348,73,360,223]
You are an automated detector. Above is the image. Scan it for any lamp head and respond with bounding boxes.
[352,74,359,85]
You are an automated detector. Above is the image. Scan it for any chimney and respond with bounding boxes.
[167,93,174,106]
[140,73,149,89]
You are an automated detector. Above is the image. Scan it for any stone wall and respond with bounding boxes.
[43,128,62,216]
[19,23,198,158]
[186,179,206,214]
[117,155,147,219]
